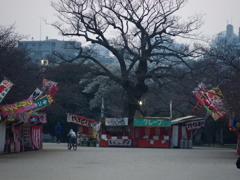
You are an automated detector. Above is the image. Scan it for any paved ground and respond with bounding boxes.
[0,143,240,180]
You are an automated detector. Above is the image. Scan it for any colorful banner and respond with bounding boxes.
[0,78,14,103]
[134,117,171,127]
[207,87,227,116]
[49,85,59,97]
[203,105,220,121]
[105,118,128,126]
[1,98,35,116]
[67,113,98,127]
[29,88,43,100]
[192,83,227,120]
[185,120,205,130]
[200,92,227,118]
[42,78,57,92]
[34,96,50,110]
[192,83,207,99]
[46,93,54,104]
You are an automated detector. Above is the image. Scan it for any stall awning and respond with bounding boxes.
[171,115,205,125]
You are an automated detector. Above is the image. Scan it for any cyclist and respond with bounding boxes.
[67,129,77,145]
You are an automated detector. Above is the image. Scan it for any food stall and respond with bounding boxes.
[171,115,205,149]
[132,117,171,148]
[0,111,47,154]
[99,117,131,147]
[228,119,240,155]
[67,113,99,147]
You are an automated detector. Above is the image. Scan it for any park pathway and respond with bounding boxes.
[0,143,240,180]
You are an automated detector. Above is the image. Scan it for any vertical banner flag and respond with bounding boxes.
[49,85,59,97]
[169,100,172,118]
[42,78,57,92]
[0,78,13,103]
[100,97,104,120]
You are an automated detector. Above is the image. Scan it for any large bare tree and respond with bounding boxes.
[51,0,203,118]
[0,24,42,104]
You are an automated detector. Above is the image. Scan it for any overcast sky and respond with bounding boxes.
[0,0,240,44]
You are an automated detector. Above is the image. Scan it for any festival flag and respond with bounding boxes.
[100,97,104,120]
[49,85,59,97]
[208,87,227,115]
[29,87,43,100]
[0,78,14,103]
[192,83,207,100]
[192,101,203,115]
[46,93,54,104]
[42,78,57,92]
[200,91,227,118]
[192,83,226,120]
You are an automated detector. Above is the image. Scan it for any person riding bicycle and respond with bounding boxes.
[67,129,77,145]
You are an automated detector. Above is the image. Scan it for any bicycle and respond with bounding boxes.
[68,137,77,150]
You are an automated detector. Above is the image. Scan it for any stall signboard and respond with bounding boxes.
[105,118,128,126]
[34,96,50,110]
[108,139,131,146]
[185,120,205,130]
[67,113,98,127]
[0,98,35,116]
[134,117,171,127]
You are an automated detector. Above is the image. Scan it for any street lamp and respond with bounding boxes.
[41,59,48,72]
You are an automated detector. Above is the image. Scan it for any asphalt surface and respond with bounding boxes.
[0,143,240,180]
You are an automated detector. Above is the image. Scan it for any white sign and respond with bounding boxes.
[105,118,128,126]
[108,139,131,146]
